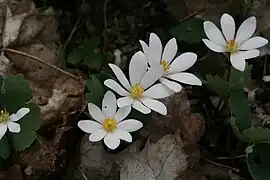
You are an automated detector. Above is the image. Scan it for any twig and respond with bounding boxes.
[3,48,80,80]
[217,154,246,160]
[201,156,240,172]
[77,167,88,180]
[178,6,207,23]
[61,19,82,54]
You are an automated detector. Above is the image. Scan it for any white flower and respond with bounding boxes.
[139,33,202,93]
[202,13,268,71]
[104,51,174,115]
[77,91,143,150]
[0,107,30,140]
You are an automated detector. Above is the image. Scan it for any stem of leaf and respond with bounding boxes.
[217,63,232,114]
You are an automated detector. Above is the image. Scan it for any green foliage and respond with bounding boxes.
[0,136,10,159]
[170,18,204,44]
[0,74,32,112]
[205,65,251,97]
[241,127,270,143]
[0,75,41,158]
[229,91,252,132]
[67,36,104,70]
[247,143,270,180]
[205,74,229,97]
[10,103,41,151]
[85,74,104,105]
[228,65,252,92]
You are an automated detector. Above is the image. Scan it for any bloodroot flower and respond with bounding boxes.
[0,107,30,140]
[203,13,268,71]
[78,91,143,150]
[104,51,174,115]
[140,33,202,92]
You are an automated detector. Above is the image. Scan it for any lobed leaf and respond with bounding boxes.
[170,18,204,44]
[229,91,252,132]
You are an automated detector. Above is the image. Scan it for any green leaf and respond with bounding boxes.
[85,75,104,105]
[67,47,84,66]
[83,51,103,70]
[0,74,32,112]
[0,136,10,159]
[170,18,204,44]
[228,65,252,91]
[67,36,103,70]
[241,127,270,143]
[247,143,270,180]
[205,74,229,97]
[10,103,41,151]
[82,37,103,70]
[229,91,251,132]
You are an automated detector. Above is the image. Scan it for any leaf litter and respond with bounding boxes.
[1,0,270,179]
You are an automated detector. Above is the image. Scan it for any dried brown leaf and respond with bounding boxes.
[2,5,28,47]
[120,131,188,180]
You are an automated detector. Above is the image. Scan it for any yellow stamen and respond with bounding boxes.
[130,83,144,99]
[161,60,170,72]
[103,118,117,132]
[226,40,238,53]
[0,109,9,123]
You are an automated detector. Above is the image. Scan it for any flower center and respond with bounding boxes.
[226,40,238,53]
[161,60,170,72]
[103,118,117,132]
[130,83,144,99]
[0,110,9,123]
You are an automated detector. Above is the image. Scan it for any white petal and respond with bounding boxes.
[160,77,182,92]
[169,52,197,73]
[235,16,256,45]
[117,119,143,132]
[241,49,260,59]
[229,50,259,72]
[102,91,117,117]
[9,107,30,122]
[103,133,120,150]
[203,21,227,46]
[139,40,149,59]
[239,37,268,50]
[230,52,246,71]
[104,79,129,96]
[89,129,107,142]
[117,97,133,108]
[129,51,148,86]
[0,123,7,140]
[202,39,226,52]
[148,33,163,65]
[114,105,131,123]
[7,121,20,133]
[143,83,174,99]
[165,72,202,86]
[140,97,167,115]
[77,120,102,133]
[162,38,177,63]
[108,63,131,90]
[88,103,105,122]
[112,129,132,142]
[141,65,163,89]
[132,100,151,114]
[220,13,235,41]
